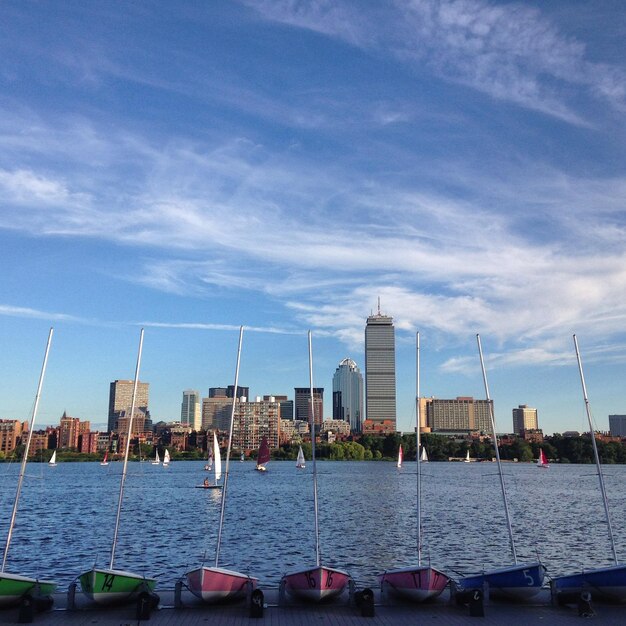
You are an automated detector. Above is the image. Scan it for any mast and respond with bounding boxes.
[476,334,517,564]
[215,326,243,567]
[573,334,618,565]
[309,331,321,567]
[416,331,422,566]
[2,327,53,572]
[110,328,144,570]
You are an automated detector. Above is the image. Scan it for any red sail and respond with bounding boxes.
[257,436,271,465]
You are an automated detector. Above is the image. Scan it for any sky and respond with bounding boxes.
[0,0,625,435]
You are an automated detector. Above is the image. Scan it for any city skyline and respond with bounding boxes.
[1,2,625,435]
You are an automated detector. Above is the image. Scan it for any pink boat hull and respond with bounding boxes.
[281,565,350,603]
[379,566,449,602]
[186,566,258,604]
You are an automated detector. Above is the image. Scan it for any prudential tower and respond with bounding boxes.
[364,301,397,428]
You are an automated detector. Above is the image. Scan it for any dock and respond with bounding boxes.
[0,587,624,625]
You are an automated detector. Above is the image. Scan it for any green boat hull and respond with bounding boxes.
[0,573,56,608]
[79,568,156,605]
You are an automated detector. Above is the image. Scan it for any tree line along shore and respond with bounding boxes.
[2,432,625,464]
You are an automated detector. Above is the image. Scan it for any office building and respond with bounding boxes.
[365,305,396,427]
[264,395,293,421]
[181,389,202,430]
[512,405,538,434]
[209,386,249,400]
[294,388,323,426]
[108,379,149,432]
[332,358,364,433]
[426,397,492,433]
[609,415,626,437]
[202,397,232,430]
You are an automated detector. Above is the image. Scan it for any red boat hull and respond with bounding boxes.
[186,566,257,604]
[281,565,350,603]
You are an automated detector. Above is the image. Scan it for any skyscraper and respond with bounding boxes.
[108,379,149,432]
[181,389,202,430]
[332,358,364,433]
[294,388,323,426]
[512,405,538,434]
[365,304,396,427]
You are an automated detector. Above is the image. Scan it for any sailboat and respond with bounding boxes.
[536,449,549,469]
[456,335,545,600]
[280,331,351,603]
[397,445,403,468]
[256,436,270,472]
[198,433,223,490]
[296,446,306,469]
[420,446,428,463]
[0,328,57,607]
[100,451,109,467]
[48,450,57,466]
[162,449,171,467]
[78,329,156,605]
[464,449,471,463]
[551,335,626,603]
[151,449,160,465]
[379,332,449,602]
[185,327,258,603]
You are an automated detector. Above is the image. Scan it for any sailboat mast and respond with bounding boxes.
[215,326,243,567]
[110,328,144,570]
[416,331,422,567]
[309,331,321,567]
[2,327,53,573]
[476,334,517,564]
[573,334,618,565]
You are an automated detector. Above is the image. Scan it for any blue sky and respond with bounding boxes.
[1,0,625,435]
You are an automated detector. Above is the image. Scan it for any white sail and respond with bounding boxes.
[464,449,470,463]
[152,449,160,465]
[48,450,57,466]
[296,446,305,468]
[213,433,222,482]
[420,446,428,462]
[163,449,170,466]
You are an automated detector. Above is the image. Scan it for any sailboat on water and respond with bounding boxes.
[48,450,57,467]
[397,445,403,468]
[456,335,545,600]
[151,449,160,465]
[185,327,258,603]
[0,328,57,607]
[536,449,549,469]
[198,433,223,490]
[100,451,109,467]
[162,449,170,467]
[78,329,156,605]
[420,446,428,463]
[296,446,306,469]
[464,449,471,463]
[379,332,449,602]
[551,335,626,603]
[280,331,351,603]
[256,436,270,472]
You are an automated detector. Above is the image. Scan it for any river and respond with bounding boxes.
[0,460,624,589]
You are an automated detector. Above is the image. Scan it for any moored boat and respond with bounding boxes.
[551,336,626,603]
[378,332,450,602]
[456,335,544,600]
[185,327,258,603]
[281,332,351,603]
[78,329,156,605]
[0,329,57,607]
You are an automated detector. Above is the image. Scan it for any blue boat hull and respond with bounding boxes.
[457,563,545,601]
[551,564,626,603]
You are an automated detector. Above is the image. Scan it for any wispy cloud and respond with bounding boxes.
[244,0,626,123]
[140,321,301,335]
[0,304,86,323]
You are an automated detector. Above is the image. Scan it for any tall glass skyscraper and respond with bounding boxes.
[332,358,363,433]
[364,307,396,426]
[181,389,202,431]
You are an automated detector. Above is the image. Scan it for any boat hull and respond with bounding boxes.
[379,565,449,602]
[281,565,350,603]
[457,563,545,601]
[0,573,56,608]
[79,568,156,605]
[551,564,626,603]
[186,566,257,604]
